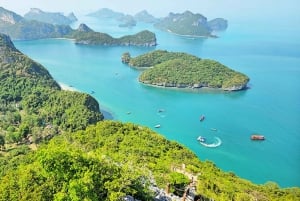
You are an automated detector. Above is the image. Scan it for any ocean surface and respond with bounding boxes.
[14,16,300,188]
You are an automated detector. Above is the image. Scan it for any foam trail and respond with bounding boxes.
[199,137,222,148]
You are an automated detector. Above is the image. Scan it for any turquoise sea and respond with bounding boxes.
[14,16,300,187]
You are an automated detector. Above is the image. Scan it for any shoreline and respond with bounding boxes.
[58,82,115,120]
[139,81,247,93]
[166,29,217,38]
[58,82,78,91]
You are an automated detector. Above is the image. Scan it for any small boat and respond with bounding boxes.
[251,134,265,140]
[197,136,206,142]
[154,124,161,128]
[200,115,205,121]
[126,111,131,115]
[158,109,164,113]
[91,90,95,94]
[210,128,217,131]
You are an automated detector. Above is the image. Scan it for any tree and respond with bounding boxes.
[0,135,5,151]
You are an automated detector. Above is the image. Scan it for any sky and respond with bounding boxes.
[0,0,299,24]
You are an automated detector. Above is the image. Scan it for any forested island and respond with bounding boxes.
[0,29,300,201]
[0,7,156,46]
[122,50,249,91]
[154,11,228,37]
[87,8,158,27]
[68,24,156,46]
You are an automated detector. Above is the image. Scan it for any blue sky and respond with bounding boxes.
[0,0,299,23]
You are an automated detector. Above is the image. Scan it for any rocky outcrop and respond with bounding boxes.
[222,84,247,91]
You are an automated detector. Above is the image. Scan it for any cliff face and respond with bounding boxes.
[0,7,23,24]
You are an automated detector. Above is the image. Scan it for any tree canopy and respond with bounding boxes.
[125,50,249,91]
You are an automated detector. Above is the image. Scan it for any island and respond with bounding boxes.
[0,27,299,201]
[122,50,249,91]
[0,7,157,46]
[0,7,73,40]
[154,10,228,37]
[68,23,156,46]
[24,8,77,25]
[118,14,136,28]
[134,10,158,23]
[87,8,158,27]
[0,33,103,142]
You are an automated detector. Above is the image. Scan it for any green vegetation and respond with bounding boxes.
[0,7,155,46]
[0,25,299,201]
[68,28,156,46]
[0,33,103,147]
[125,50,249,91]
[154,11,227,37]
[1,121,299,200]
[0,7,73,40]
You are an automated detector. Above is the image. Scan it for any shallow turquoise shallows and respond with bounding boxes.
[14,17,300,187]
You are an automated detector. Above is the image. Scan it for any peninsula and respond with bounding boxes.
[122,50,249,91]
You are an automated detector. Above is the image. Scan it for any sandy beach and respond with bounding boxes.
[58,82,78,92]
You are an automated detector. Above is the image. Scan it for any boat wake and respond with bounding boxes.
[199,137,222,148]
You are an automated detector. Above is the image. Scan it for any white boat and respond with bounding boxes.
[197,136,206,142]
[154,124,161,128]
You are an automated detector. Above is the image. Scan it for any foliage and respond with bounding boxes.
[127,50,249,91]
[0,121,299,200]
[0,33,103,150]
[68,29,156,46]
[154,11,211,37]
[154,10,227,37]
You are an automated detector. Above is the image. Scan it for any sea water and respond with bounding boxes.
[13,17,300,187]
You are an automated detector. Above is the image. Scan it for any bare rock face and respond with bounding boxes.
[0,7,23,24]
[223,84,247,91]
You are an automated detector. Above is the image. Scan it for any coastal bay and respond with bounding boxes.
[13,16,300,188]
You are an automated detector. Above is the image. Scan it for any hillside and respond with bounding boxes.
[0,32,300,201]
[0,7,73,40]
[0,33,103,147]
[24,8,77,25]
[123,50,249,91]
[69,24,157,46]
[1,121,299,200]
[134,10,158,23]
[154,10,227,37]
